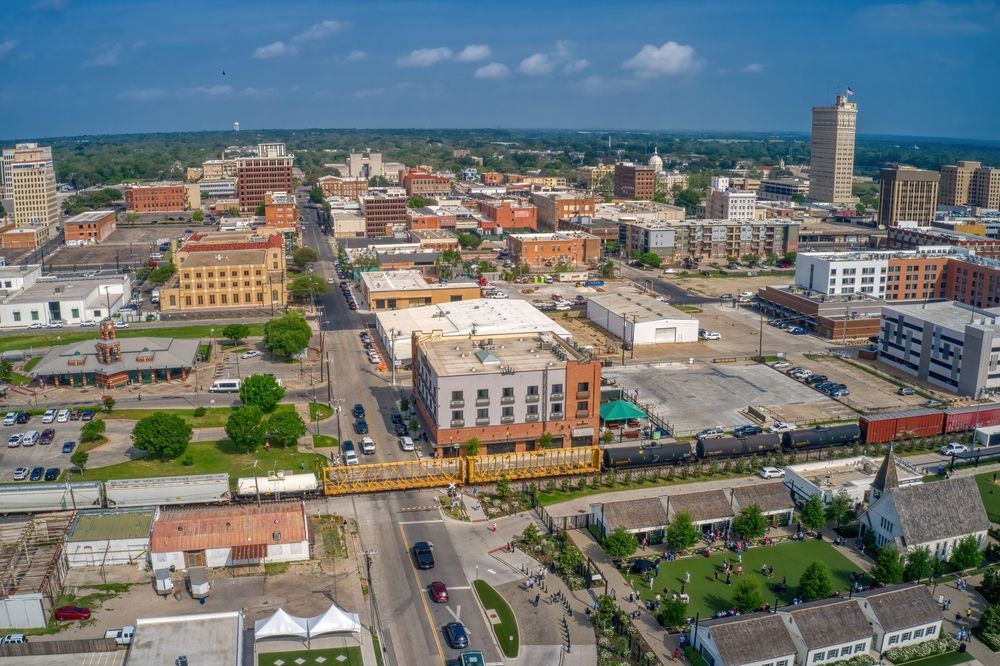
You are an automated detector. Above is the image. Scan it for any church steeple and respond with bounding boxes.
[872,445,900,499]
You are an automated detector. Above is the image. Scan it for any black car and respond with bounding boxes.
[395,422,408,437]
[733,425,763,438]
[443,622,469,649]
[391,412,403,425]
[16,412,30,424]
[81,409,96,421]
[29,466,44,481]
[354,419,369,434]
[805,375,828,385]
[352,404,365,419]
[412,542,435,569]
[43,467,60,481]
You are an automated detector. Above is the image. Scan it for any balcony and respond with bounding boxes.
[525,414,540,422]
[576,391,590,400]
[575,410,591,419]
[475,398,490,406]
[501,416,515,424]
[550,392,564,400]
[525,394,540,403]
[501,396,515,405]
[475,418,490,426]
[450,419,465,428]
[449,400,464,408]
[549,412,564,420]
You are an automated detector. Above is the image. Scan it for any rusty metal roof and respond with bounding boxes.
[150,503,306,553]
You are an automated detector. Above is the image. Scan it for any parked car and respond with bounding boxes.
[759,466,786,480]
[57,409,70,422]
[733,425,764,438]
[412,542,435,569]
[42,409,57,424]
[805,375,828,385]
[443,622,469,649]
[12,467,29,481]
[62,441,76,454]
[114,322,129,329]
[699,329,722,341]
[16,412,30,424]
[400,436,415,451]
[788,327,808,335]
[897,387,915,396]
[0,634,27,645]
[352,404,366,419]
[354,419,369,434]
[719,293,733,300]
[3,412,16,426]
[54,606,91,621]
[940,442,969,456]
[44,467,60,481]
[361,436,376,455]
[240,350,261,359]
[81,409,96,421]
[40,429,55,445]
[768,422,795,433]
[770,361,790,370]
[29,467,44,481]
[696,427,725,440]
[7,433,22,448]
[27,323,44,330]
[429,581,449,603]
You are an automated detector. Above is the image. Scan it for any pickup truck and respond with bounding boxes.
[105,626,135,646]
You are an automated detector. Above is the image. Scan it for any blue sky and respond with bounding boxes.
[1,0,997,139]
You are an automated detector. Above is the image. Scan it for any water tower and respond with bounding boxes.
[233,121,240,132]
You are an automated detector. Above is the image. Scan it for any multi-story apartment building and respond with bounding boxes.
[412,331,602,456]
[360,189,408,236]
[758,177,810,202]
[944,254,1000,310]
[158,231,287,312]
[614,163,656,200]
[619,220,677,259]
[263,191,297,228]
[618,218,799,262]
[969,166,1000,209]
[877,166,939,227]
[576,164,615,189]
[474,198,537,231]
[940,161,981,206]
[887,224,1000,257]
[704,188,757,221]
[480,171,504,186]
[63,210,117,244]
[6,143,59,242]
[400,168,453,198]
[201,158,238,180]
[507,232,601,269]
[878,301,1000,396]
[123,182,201,212]
[794,249,964,299]
[235,143,294,213]
[809,94,858,204]
[530,191,596,229]
[317,175,369,199]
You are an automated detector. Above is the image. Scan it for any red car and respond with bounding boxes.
[54,606,91,621]
[429,581,449,603]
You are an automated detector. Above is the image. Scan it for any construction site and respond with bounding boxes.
[1,511,74,629]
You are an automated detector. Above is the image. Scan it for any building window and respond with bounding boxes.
[854,643,865,653]
[551,403,563,415]
[840,647,851,657]
[502,387,514,398]
[185,296,192,306]
[451,390,463,402]
[527,404,538,416]
[551,383,563,396]
[221,294,228,304]
[170,296,177,306]
[12,312,20,322]
[197,296,204,305]
[577,400,589,413]
[256,293,263,303]
[827,650,839,659]
[527,385,539,396]
[451,410,463,422]
[888,636,899,645]
[577,381,589,392]
[477,408,489,420]
[502,406,514,418]
[812,655,822,664]
[477,389,489,401]
[913,629,924,638]
[901,632,911,641]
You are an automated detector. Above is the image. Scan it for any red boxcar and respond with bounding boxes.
[942,404,1000,433]
[861,409,945,443]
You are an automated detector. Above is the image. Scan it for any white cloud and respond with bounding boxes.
[353,87,385,98]
[346,50,367,62]
[456,44,491,62]
[293,19,348,43]
[190,84,233,96]
[563,58,590,73]
[519,52,554,75]
[396,47,452,67]
[84,43,122,68]
[474,62,510,79]
[117,88,168,102]
[519,41,585,76]
[254,41,297,59]
[623,41,700,78]
[741,63,763,73]
[0,40,17,60]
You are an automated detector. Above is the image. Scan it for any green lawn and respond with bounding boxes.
[473,579,519,658]
[897,652,973,666]
[313,434,339,448]
[74,438,326,484]
[975,472,1000,523]
[7,371,33,385]
[257,647,362,666]
[309,402,333,420]
[104,404,294,428]
[0,323,264,355]
[22,356,41,372]
[623,540,864,619]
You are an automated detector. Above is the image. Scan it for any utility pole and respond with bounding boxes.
[390,327,396,387]
[758,310,764,362]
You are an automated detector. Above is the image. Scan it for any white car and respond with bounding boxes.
[7,433,22,448]
[361,436,376,454]
[27,323,44,330]
[699,329,722,341]
[56,409,70,423]
[767,422,796,433]
[240,350,261,359]
[553,303,572,311]
[114,322,129,329]
[80,320,97,327]
[940,442,969,456]
[489,292,508,299]
[41,409,56,424]
[399,436,415,451]
[11,467,29,481]
[47,321,64,329]
[3,412,16,426]
[759,466,786,480]
[770,361,790,370]
[368,352,380,364]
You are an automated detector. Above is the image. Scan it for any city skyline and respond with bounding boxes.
[1,0,998,140]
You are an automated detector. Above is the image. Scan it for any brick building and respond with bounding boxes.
[124,183,200,212]
[400,168,453,198]
[361,190,408,236]
[318,175,369,199]
[887,225,1000,258]
[235,144,294,213]
[63,210,117,244]
[481,171,504,186]
[475,198,537,231]
[359,270,479,311]
[530,191,596,230]
[507,231,601,269]
[263,191,297,228]
[614,163,656,200]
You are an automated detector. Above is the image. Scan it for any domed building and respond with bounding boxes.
[648,147,663,173]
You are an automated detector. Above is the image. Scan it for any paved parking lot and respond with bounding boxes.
[0,414,86,482]
[603,361,839,434]
[784,353,929,412]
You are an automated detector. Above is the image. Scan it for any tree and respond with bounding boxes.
[240,373,286,412]
[309,185,326,204]
[981,569,1000,605]
[950,535,984,571]
[288,274,330,301]
[255,202,266,216]
[740,254,759,267]
[598,260,615,278]
[666,512,700,552]
[558,542,584,575]
[227,206,240,217]
[222,323,251,345]
[826,491,855,528]
[131,413,192,460]
[521,523,540,546]
[798,562,833,601]
[537,432,554,449]
[407,195,428,208]
[731,577,763,613]
[980,603,1000,636]
[639,252,662,268]
[464,437,480,457]
[495,473,511,499]
[369,175,391,187]
[225,406,265,452]
[102,395,116,413]
[594,594,617,628]
[70,450,89,471]
[799,495,827,530]
[80,419,106,443]
[263,313,312,358]
[0,359,12,381]
[604,527,639,558]
[656,599,688,629]
[148,263,176,285]
[674,188,702,215]
[266,409,307,448]
[872,547,905,585]
[783,251,797,265]
[732,504,768,540]
[904,547,935,583]
[192,208,205,222]
[456,232,482,250]
[292,246,319,269]
[440,249,462,267]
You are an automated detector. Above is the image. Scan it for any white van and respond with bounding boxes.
[342,440,359,466]
[22,430,39,447]
[209,379,241,393]
[361,436,375,455]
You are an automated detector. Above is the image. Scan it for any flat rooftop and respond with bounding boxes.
[361,270,476,292]
[4,276,128,304]
[64,210,115,224]
[419,331,586,376]
[67,510,154,542]
[588,291,695,323]
[0,264,39,278]
[180,248,267,268]
[128,611,244,666]
[508,231,597,241]
[884,300,1000,330]
[786,456,922,492]
[410,229,458,240]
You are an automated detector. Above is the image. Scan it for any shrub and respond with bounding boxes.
[192,406,207,417]
[884,635,959,663]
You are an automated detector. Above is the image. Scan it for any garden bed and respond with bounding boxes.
[885,636,961,664]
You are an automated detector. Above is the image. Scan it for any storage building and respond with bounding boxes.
[65,510,155,567]
[586,291,699,345]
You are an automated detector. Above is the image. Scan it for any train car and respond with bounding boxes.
[105,474,231,508]
[783,424,861,450]
[943,403,1000,434]
[860,409,944,444]
[602,442,693,469]
[740,433,782,455]
[697,436,752,460]
[0,481,103,514]
[236,472,319,498]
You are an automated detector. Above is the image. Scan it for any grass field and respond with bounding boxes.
[309,402,333,420]
[0,323,265,355]
[257,647,362,666]
[22,356,41,372]
[975,472,1000,523]
[473,579,519,658]
[74,438,326,483]
[313,434,339,448]
[103,404,294,428]
[623,540,864,619]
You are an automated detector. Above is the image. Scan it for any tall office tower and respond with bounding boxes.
[235,143,293,213]
[939,160,981,207]
[877,166,939,227]
[7,143,59,241]
[809,94,858,204]
[969,166,1000,209]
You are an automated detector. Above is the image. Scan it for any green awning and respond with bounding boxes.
[600,400,647,422]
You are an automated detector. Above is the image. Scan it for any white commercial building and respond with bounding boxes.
[0,271,130,328]
[127,611,245,666]
[64,510,155,568]
[705,187,757,221]
[794,248,967,297]
[783,454,922,506]
[586,292,698,345]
